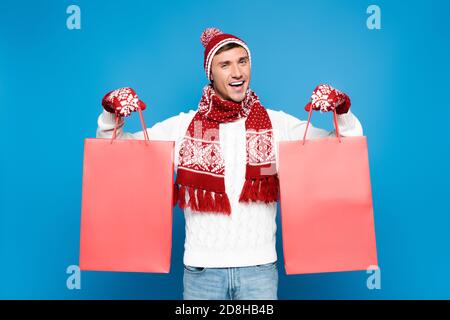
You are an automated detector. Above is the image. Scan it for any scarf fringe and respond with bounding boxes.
[175,176,278,214]
[188,187,199,211]
[172,183,179,207]
[176,185,231,215]
[215,192,232,214]
[239,175,279,204]
[178,185,187,209]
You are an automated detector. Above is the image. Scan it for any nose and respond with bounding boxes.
[230,63,243,79]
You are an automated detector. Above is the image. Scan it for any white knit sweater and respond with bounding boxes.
[96,108,363,268]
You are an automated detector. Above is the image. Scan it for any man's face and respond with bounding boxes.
[210,46,251,103]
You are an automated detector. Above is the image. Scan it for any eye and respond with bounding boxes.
[240,59,247,64]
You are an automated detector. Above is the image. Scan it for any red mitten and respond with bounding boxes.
[304,84,351,115]
[102,87,146,117]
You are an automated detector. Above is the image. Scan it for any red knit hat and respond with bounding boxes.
[200,27,251,80]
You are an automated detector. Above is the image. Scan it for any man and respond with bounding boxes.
[97,28,363,300]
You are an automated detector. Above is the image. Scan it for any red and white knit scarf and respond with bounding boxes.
[174,85,279,214]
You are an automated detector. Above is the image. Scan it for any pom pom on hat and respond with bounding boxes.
[200,28,223,48]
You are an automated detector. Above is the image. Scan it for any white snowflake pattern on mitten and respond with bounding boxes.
[104,87,142,117]
[310,84,346,113]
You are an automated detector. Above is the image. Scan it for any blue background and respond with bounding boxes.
[1,0,449,299]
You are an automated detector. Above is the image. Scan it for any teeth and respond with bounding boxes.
[230,81,244,86]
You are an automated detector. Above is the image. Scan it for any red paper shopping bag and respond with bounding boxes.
[278,109,378,275]
[79,109,174,273]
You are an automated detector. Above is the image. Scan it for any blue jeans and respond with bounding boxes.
[183,261,278,300]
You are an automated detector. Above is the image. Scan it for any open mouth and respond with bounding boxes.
[229,80,245,90]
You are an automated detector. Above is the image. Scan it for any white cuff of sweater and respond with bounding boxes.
[101,109,124,125]
[337,110,355,128]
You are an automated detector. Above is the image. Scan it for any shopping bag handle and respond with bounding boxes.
[110,107,149,144]
[301,107,341,145]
